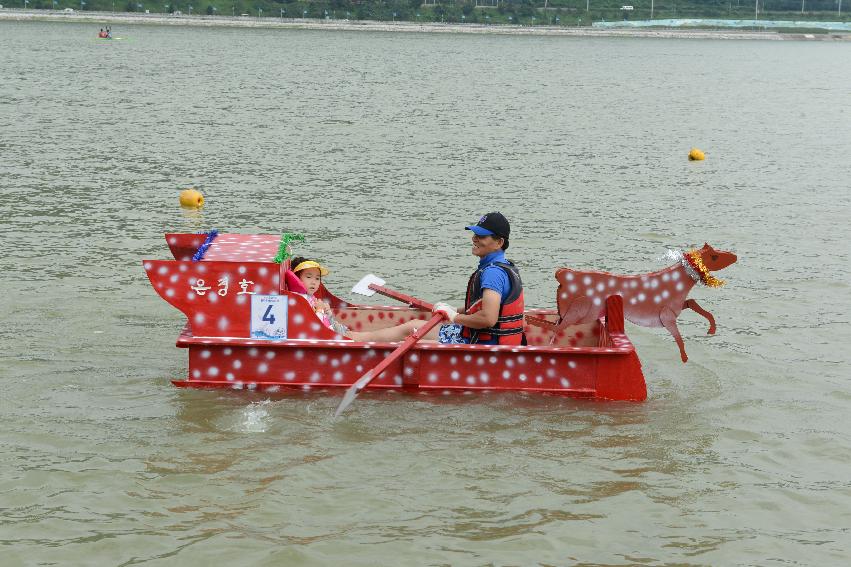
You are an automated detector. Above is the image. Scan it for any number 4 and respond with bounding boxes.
[262,305,276,325]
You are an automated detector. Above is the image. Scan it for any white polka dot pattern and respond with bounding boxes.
[555,263,696,329]
[203,234,282,263]
[172,332,645,399]
[165,233,205,261]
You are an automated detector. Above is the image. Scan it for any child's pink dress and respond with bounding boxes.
[302,293,333,327]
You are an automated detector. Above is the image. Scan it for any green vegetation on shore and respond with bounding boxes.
[13,0,851,26]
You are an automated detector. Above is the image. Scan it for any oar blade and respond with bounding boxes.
[334,385,360,417]
[351,274,385,297]
[334,370,374,417]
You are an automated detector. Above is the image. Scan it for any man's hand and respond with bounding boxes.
[432,302,458,323]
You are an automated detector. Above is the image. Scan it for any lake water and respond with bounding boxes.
[1,20,850,565]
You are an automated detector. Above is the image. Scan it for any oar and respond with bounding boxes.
[351,274,482,318]
[334,313,446,417]
[352,274,433,310]
[525,315,557,330]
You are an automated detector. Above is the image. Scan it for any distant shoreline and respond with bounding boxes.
[2,9,849,41]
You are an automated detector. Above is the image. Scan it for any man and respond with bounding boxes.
[432,212,525,345]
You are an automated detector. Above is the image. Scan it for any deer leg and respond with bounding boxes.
[684,298,716,335]
[660,307,688,363]
[550,297,594,345]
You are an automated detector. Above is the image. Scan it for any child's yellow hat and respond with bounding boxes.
[292,260,329,276]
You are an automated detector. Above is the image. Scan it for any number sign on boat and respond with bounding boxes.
[251,295,289,340]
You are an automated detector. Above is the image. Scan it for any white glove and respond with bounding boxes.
[432,302,458,323]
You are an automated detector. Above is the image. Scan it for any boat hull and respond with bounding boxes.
[169,324,645,401]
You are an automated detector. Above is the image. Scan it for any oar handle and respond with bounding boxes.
[368,284,433,311]
[367,284,479,314]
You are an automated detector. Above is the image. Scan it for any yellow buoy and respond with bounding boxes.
[179,188,204,208]
[688,148,705,161]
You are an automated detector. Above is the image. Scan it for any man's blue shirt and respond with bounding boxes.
[477,250,511,303]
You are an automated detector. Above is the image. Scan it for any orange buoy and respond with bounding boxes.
[179,188,204,208]
[688,148,705,161]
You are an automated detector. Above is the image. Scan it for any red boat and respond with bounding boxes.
[144,232,647,401]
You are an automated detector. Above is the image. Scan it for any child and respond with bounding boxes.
[289,257,429,342]
[288,257,346,334]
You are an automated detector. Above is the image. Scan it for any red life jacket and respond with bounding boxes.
[461,260,525,345]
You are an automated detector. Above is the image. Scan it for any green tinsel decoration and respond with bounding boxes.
[273,232,306,264]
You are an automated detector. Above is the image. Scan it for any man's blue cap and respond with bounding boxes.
[465,212,510,240]
[466,225,496,237]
